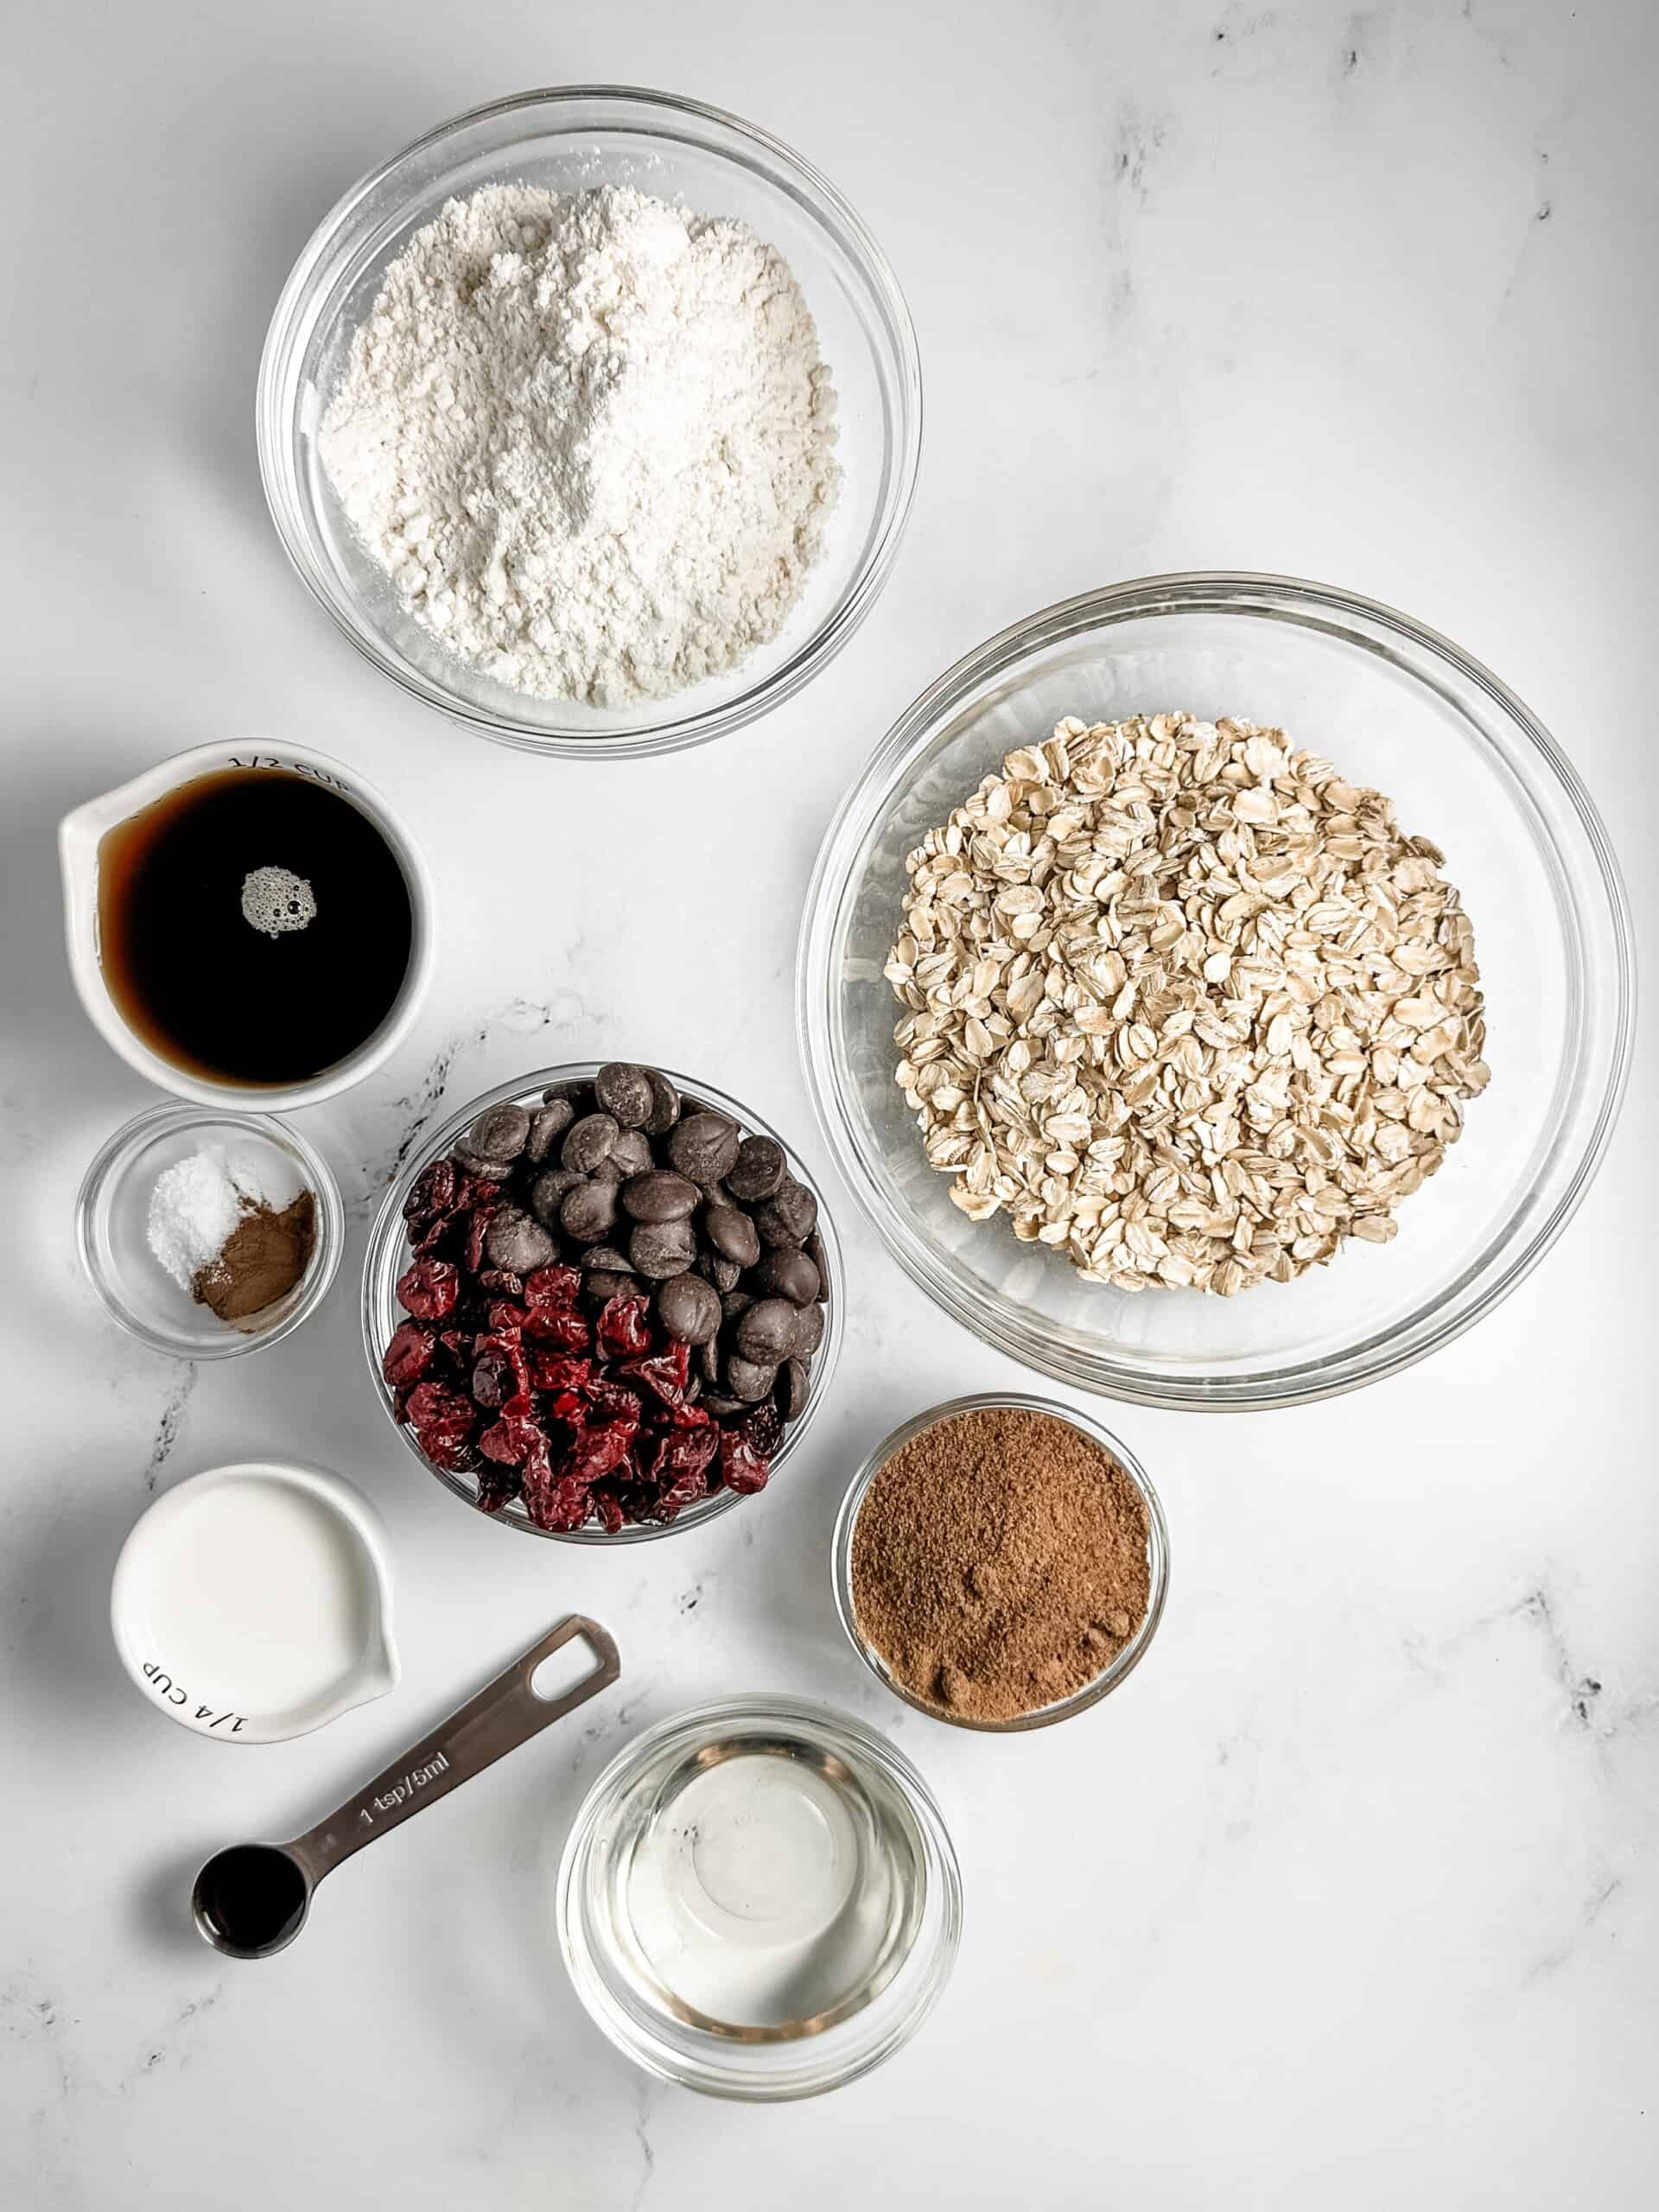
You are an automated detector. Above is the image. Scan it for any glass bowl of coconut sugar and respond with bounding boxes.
[258,86,922,759]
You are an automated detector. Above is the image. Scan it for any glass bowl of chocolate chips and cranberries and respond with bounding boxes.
[362,1064,843,1541]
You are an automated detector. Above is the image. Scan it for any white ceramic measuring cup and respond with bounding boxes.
[111,1459,398,1745]
[59,739,435,1109]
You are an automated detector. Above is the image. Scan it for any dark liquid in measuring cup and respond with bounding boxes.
[97,768,413,1085]
[194,1844,309,1957]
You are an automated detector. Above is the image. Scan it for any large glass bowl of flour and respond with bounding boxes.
[258,87,922,758]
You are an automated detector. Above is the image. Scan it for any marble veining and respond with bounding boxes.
[2,2,1655,2207]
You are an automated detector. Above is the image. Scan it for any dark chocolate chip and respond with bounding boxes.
[696,1249,741,1293]
[704,1204,761,1268]
[665,1113,740,1183]
[751,1248,819,1305]
[578,1245,632,1274]
[720,1290,753,1324]
[590,1154,624,1185]
[621,1170,700,1224]
[467,1102,531,1161]
[562,1113,620,1173]
[656,1273,722,1345]
[594,1063,655,1129]
[804,1229,829,1298]
[727,1135,785,1203]
[725,1353,778,1403]
[583,1269,639,1305]
[702,1392,747,1421]
[734,1298,800,1364]
[776,1357,811,1421]
[524,1100,573,1165]
[561,1181,620,1245]
[643,1069,681,1136]
[792,1301,825,1356]
[452,1144,514,1182]
[484,1207,557,1274]
[629,1218,698,1280]
[754,1178,817,1248]
[530,1167,583,1226]
[609,1127,653,1177]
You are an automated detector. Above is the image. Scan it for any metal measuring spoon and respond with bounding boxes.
[192,1614,620,1960]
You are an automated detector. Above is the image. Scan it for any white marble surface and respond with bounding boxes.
[3,2,1656,2204]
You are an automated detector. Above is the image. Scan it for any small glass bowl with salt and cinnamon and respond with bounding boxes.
[78,1103,343,1360]
[831,1392,1170,1732]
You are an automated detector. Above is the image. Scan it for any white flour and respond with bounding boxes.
[320,184,842,706]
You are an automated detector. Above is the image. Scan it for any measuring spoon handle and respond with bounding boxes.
[289,1615,619,1884]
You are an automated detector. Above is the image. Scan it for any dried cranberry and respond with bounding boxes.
[616,1340,691,1408]
[397,1258,459,1320]
[588,1485,626,1535]
[719,1427,771,1496]
[478,1406,550,1468]
[651,1467,714,1522]
[413,1211,453,1255]
[741,1402,784,1459]
[474,1465,521,1515]
[405,1380,476,1440]
[562,1420,635,1486]
[528,1351,593,1394]
[644,1422,719,1489]
[523,1471,594,1534]
[420,1431,480,1474]
[439,1328,473,1365]
[663,1396,714,1432]
[596,1294,653,1360]
[404,1158,458,1227]
[463,1208,494,1276]
[586,1379,645,1433]
[474,1328,530,1396]
[383,1319,437,1389]
[524,1263,583,1309]
[522,1302,592,1353]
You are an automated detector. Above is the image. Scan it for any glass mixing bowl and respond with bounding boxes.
[831,1394,1170,1732]
[798,574,1635,1411]
[361,1065,843,1542]
[556,1696,962,2099]
[258,86,921,758]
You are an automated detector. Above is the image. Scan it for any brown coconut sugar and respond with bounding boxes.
[849,1406,1152,1723]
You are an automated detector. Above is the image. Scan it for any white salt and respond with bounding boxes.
[146,1142,301,1291]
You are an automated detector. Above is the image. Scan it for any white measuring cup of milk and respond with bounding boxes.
[111,1459,398,1745]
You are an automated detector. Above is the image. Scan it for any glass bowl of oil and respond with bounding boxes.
[556,1696,961,2099]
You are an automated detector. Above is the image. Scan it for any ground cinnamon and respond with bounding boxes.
[849,1406,1151,1723]
[193,1192,315,1324]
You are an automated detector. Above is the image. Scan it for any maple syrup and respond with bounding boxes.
[97,767,412,1085]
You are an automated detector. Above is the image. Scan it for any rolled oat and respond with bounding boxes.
[884,714,1490,1294]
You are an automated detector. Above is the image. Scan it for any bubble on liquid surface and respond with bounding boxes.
[241,866,317,938]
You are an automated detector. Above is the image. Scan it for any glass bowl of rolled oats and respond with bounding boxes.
[798,573,1634,1409]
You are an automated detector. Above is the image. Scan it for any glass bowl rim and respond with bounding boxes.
[359,1060,845,1543]
[76,1102,345,1360]
[830,1391,1172,1732]
[555,1692,963,2100]
[256,82,924,760]
[797,569,1637,1411]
